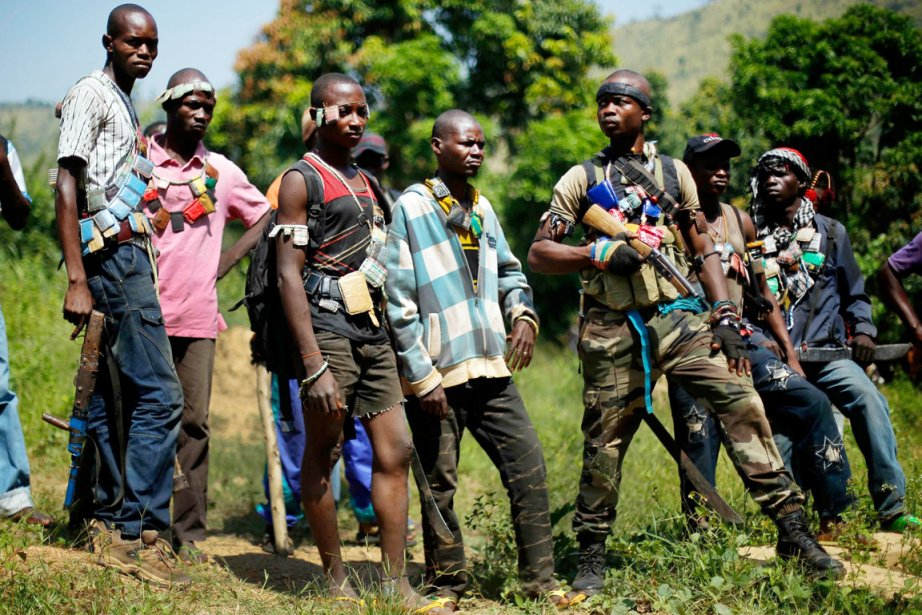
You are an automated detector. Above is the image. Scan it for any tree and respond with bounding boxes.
[210,0,614,192]
[676,4,922,342]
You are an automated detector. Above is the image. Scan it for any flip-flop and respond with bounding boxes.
[544,588,587,609]
[415,596,458,613]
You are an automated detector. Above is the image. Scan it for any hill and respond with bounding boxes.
[0,102,59,168]
[613,0,922,103]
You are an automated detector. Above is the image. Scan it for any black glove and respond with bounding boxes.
[710,323,748,364]
[851,333,876,364]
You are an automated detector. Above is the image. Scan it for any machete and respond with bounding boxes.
[796,343,911,363]
[409,445,455,545]
[642,412,743,524]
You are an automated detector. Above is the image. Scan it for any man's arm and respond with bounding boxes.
[829,221,877,361]
[275,171,341,415]
[383,197,447,417]
[55,157,94,336]
[0,138,30,230]
[878,258,922,347]
[740,210,805,375]
[491,213,537,371]
[679,209,749,376]
[217,210,270,279]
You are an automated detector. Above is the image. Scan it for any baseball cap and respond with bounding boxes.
[353,132,388,158]
[683,133,741,163]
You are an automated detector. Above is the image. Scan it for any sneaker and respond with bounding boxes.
[881,514,922,534]
[571,534,606,596]
[99,530,191,588]
[775,511,845,579]
[817,517,878,550]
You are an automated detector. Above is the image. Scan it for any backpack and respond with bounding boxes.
[235,157,392,379]
[234,160,324,380]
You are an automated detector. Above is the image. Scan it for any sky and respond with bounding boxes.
[0,0,711,104]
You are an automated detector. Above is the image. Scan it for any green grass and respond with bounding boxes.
[1,239,922,612]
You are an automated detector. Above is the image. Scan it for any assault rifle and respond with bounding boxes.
[42,310,105,509]
[582,204,700,299]
[796,343,911,363]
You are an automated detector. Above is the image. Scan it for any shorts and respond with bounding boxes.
[313,329,404,417]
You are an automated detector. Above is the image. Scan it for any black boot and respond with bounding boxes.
[775,510,845,578]
[572,533,607,596]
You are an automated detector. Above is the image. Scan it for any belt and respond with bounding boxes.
[304,270,343,301]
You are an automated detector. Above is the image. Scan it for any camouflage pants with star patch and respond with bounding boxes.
[573,306,804,539]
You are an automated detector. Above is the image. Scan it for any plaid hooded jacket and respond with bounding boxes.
[384,184,537,396]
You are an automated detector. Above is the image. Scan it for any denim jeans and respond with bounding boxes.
[670,345,854,520]
[84,244,183,538]
[805,359,907,520]
[0,306,35,516]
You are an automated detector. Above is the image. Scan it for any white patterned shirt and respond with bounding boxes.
[57,70,138,194]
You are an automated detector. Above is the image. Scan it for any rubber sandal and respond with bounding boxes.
[415,596,458,613]
[544,588,587,609]
[333,595,365,607]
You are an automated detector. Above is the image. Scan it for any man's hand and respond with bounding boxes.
[590,232,644,275]
[63,280,94,339]
[302,368,344,416]
[850,333,876,364]
[419,385,449,419]
[710,325,751,376]
[505,319,535,372]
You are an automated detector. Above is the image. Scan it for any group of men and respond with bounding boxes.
[0,1,907,612]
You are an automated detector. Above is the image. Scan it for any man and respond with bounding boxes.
[877,232,922,349]
[528,70,842,594]
[385,109,573,611]
[751,147,919,533]
[0,136,51,527]
[144,68,271,563]
[274,73,435,611]
[55,4,187,588]
[354,131,402,208]
[670,135,859,544]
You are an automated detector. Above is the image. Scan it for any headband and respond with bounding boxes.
[756,147,811,181]
[595,81,652,110]
[313,101,371,127]
[155,80,215,104]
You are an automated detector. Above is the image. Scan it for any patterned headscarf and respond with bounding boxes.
[750,147,812,229]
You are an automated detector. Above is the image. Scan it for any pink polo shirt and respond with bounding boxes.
[146,136,270,338]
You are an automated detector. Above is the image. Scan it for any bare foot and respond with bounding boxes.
[327,575,360,601]
[384,577,454,613]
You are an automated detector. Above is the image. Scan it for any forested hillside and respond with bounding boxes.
[614,0,922,102]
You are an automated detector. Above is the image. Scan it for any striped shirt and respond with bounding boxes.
[57,70,138,194]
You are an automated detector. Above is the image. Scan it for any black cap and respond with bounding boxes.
[683,133,741,163]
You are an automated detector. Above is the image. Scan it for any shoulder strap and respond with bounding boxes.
[288,159,325,249]
[660,155,680,204]
[615,156,679,215]
[359,169,393,224]
[578,155,606,222]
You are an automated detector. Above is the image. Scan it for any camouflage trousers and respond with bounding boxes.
[405,377,557,601]
[573,306,804,539]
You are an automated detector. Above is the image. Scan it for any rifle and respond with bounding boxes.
[582,204,700,299]
[42,310,105,509]
[796,343,911,363]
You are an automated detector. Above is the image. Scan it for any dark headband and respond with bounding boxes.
[595,81,652,109]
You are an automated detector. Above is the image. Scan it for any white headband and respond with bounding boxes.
[155,80,215,104]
